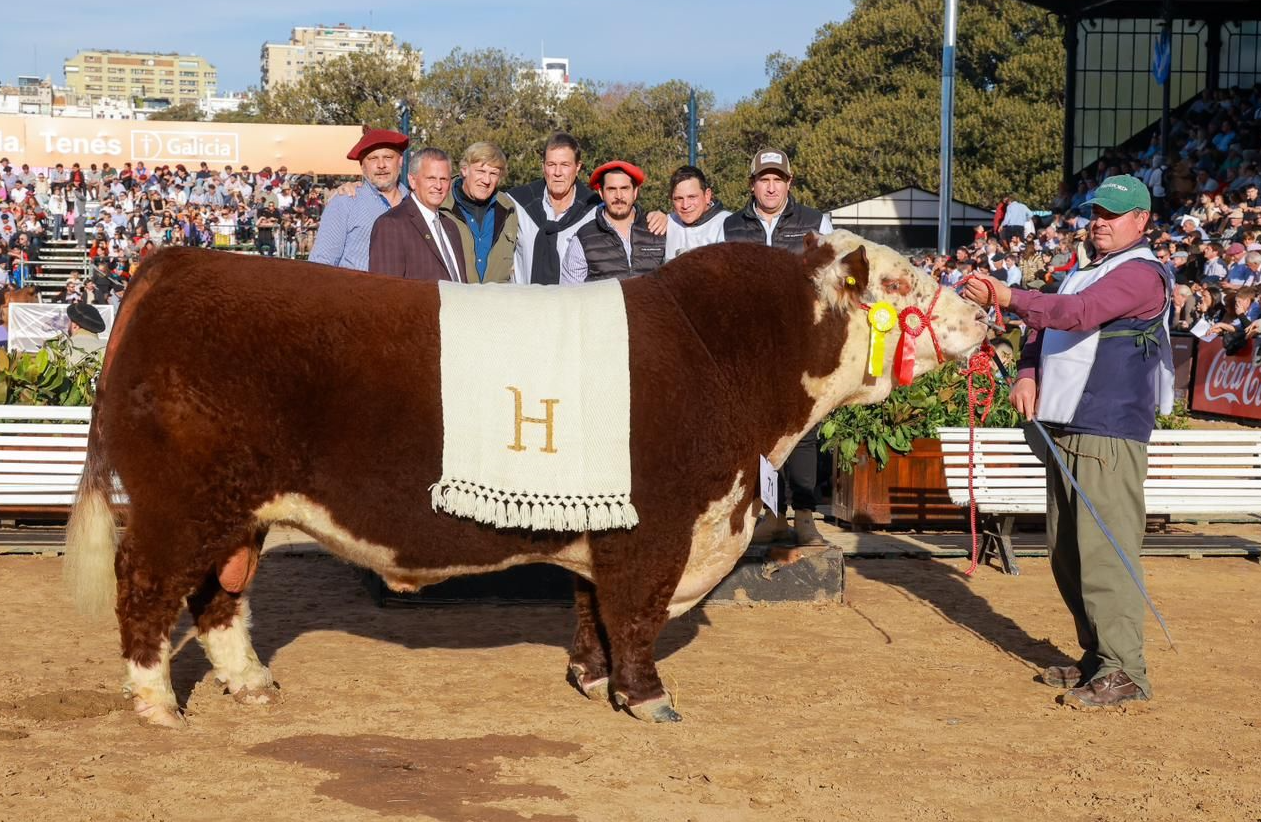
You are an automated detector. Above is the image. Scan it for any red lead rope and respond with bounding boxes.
[863,275,1005,576]
[953,275,1005,576]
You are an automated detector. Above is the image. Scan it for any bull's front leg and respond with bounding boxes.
[568,575,611,701]
[590,532,687,723]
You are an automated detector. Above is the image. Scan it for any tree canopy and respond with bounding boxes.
[227,0,1065,211]
[145,101,203,122]
[706,0,1065,211]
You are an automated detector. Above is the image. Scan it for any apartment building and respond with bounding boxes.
[64,50,217,104]
[260,24,422,89]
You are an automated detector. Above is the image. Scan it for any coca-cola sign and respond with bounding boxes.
[1191,337,1261,420]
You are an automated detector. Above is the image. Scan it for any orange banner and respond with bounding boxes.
[0,115,363,174]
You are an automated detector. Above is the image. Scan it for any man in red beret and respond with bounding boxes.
[558,160,664,283]
[309,127,410,271]
[506,132,668,284]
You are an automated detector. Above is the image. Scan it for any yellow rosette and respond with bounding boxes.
[866,301,898,377]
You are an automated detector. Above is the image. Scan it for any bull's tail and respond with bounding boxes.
[63,418,119,618]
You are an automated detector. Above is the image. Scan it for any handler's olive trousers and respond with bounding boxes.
[1045,430,1151,697]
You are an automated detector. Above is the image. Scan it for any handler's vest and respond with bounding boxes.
[1038,243,1174,443]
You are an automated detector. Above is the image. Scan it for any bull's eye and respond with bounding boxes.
[881,278,911,296]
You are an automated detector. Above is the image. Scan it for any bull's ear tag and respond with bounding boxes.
[867,302,897,377]
[759,455,779,516]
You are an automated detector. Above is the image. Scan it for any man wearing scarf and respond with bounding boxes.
[507,132,601,285]
[438,141,519,283]
[508,132,667,285]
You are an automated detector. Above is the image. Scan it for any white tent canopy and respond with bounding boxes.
[829,186,994,232]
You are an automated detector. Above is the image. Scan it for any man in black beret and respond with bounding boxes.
[66,302,107,361]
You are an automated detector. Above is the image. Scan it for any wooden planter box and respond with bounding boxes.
[830,437,966,530]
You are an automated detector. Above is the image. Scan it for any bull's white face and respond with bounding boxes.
[802,231,989,418]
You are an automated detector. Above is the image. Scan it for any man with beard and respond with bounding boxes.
[438,142,519,283]
[508,132,666,285]
[559,161,664,283]
[309,128,409,271]
[664,165,730,260]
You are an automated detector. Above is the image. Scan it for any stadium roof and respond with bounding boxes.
[1021,0,1261,19]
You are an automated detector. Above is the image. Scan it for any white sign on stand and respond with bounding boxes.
[6,303,115,353]
[759,455,779,516]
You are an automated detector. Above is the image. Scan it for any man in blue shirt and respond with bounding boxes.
[309,129,409,271]
[999,197,1033,244]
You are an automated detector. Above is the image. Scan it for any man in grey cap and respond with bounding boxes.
[725,148,834,551]
[962,175,1173,710]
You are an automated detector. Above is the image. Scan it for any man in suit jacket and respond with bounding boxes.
[368,148,467,282]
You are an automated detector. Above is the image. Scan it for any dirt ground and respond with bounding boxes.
[2,544,1260,822]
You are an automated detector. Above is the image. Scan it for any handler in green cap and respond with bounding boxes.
[961,175,1174,709]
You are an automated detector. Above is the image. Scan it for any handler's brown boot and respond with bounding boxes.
[793,511,830,547]
[751,512,794,544]
[1060,671,1149,709]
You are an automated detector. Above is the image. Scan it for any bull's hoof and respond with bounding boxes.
[133,698,186,729]
[614,692,682,723]
[567,664,610,701]
[231,683,282,706]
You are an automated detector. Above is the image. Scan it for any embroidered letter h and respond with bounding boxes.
[506,386,560,454]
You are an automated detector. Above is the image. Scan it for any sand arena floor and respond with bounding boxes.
[1,545,1259,822]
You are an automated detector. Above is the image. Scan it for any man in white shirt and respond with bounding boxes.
[1003,253,1023,287]
[664,166,730,260]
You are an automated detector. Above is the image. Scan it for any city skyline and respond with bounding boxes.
[2,0,852,108]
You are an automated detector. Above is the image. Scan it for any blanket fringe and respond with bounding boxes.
[429,480,639,532]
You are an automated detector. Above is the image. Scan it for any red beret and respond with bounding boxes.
[589,160,645,190]
[346,127,409,162]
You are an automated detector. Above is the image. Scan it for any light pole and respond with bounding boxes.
[396,100,412,176]
[937,0,958,254]
[687,88,699,166]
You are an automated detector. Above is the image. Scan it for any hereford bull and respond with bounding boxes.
[64,232,986,728]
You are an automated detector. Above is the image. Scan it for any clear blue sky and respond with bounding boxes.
[4,1,853,108]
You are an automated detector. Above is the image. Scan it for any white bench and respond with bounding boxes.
[938,427,1261,574]
[0,405,92,515]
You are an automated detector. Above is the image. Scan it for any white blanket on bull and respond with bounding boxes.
[430,279,639,531]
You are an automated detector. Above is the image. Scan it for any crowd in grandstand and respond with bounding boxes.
[917,81,1261,340]
[0,158,328,303]
[0,81,1259,315]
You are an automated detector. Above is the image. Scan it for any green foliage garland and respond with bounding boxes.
[0,339,101,406]
[822,364,1192,472]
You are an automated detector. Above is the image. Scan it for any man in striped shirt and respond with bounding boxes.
[309,129,410,271]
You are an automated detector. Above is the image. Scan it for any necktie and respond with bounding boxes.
[432,215,459,281]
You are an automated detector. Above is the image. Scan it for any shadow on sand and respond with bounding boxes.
[169,549,707,701]
[848,549,1076,676]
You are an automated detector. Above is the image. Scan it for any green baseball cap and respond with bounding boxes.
[1082,175,1152,214]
